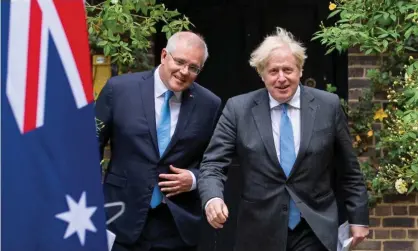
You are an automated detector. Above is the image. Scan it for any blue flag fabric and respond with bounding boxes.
[1,1,108,250]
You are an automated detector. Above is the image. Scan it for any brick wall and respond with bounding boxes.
[348,48,418,251]
[352,194,418,251]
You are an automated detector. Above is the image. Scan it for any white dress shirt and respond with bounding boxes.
[154,67,196,190]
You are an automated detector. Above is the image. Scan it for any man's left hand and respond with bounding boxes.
[159,165,193,197]
[350,225,369,247]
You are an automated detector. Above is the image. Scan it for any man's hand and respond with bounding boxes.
[159,165,193,197]
[350,225,369,247]
[205,199,229,229]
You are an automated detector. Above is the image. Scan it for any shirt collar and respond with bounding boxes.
[154,65,182,101]
[268,85,301,109]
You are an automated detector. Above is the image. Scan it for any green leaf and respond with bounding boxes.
[104,45,111,56]
[378,34,389,38]
[390,14,396,22]
[412,164,418,173]
[408,183,416,194]
[328,9,341,19]
[405,27,413,39]
[382,40,389,49]
[325,46,335,55]
[405,46,417,52]
[166,31,172,40]
[97,40,108,47]
[406,13,417,20]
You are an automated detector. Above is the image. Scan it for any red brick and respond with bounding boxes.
[348,46,361,53]
[391,229,406,239]
[349,55,381,66]
[393,206,408,215]
[408,230,418,239]
[370,217,381,227]
[371,123,382,130]
[349,88,365,100]
[374,90,387,100]
[383,194,416,203]
[353,240,381,250]
[367,229,374,239]
[349,79,372,89]
[369,208,375,216]
[359,147,376,157]
[349,68,364,78]
[375,205,392,216]
[409,206,418,216]
[383,241,414,251]
[374,229,390,239]
[383,218,415,228]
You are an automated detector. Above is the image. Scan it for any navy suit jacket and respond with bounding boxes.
[95,70,222,246]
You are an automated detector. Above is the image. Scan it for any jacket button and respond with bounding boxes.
[282,205,288,211]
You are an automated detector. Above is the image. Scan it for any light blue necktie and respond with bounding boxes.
[279,103,301,229]
[150,90,174,208]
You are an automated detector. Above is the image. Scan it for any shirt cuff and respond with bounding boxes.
[349,224,368,227]
[188,170,197,191]
[205,197,223,209]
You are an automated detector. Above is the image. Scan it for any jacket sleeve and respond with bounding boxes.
[189,97,223,182]
[198,98,237,207]
[334,96,369,226]
[95,79,114,161]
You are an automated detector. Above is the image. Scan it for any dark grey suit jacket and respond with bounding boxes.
[198,86,369,251]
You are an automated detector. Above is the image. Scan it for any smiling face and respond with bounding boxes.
[261,46,301,103]
[158,39,205,92]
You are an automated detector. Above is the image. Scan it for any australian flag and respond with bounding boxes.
[1,0,108,250]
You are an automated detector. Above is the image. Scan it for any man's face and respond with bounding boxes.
[261,47,301,103]
[159,43,205,92]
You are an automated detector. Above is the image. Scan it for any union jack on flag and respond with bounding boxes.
[1,0,108,250]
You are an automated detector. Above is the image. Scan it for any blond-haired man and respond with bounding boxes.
[198,27,369,251]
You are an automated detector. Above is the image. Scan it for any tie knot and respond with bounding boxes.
[281,103,288,114]
[164,90,174,102]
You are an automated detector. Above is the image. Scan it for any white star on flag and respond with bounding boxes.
[55,191,97,246]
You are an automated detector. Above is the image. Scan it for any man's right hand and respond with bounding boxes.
[205,198,229,229]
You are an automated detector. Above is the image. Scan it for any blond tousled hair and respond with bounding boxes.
[249,27,307,74]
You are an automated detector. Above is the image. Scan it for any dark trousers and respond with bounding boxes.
[286,219,328,251]
[112,204,196,251]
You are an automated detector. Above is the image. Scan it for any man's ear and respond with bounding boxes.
[161,49,168,64]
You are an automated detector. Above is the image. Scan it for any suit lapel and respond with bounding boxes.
[251,90,286,177]
[139,71,159,154]
[289,86,317,178]
[161,86,196,159]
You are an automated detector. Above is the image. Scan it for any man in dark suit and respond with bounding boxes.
[198,27,369,251]
[95,31,221,251]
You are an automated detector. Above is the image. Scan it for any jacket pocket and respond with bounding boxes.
[105,173,127,188]
[314,190,334,203]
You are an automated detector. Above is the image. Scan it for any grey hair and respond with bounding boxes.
[166,32,209,65]
[249,27,307,74]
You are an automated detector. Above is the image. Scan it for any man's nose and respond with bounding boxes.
[180,65,190,75]
[278,71,286,82]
